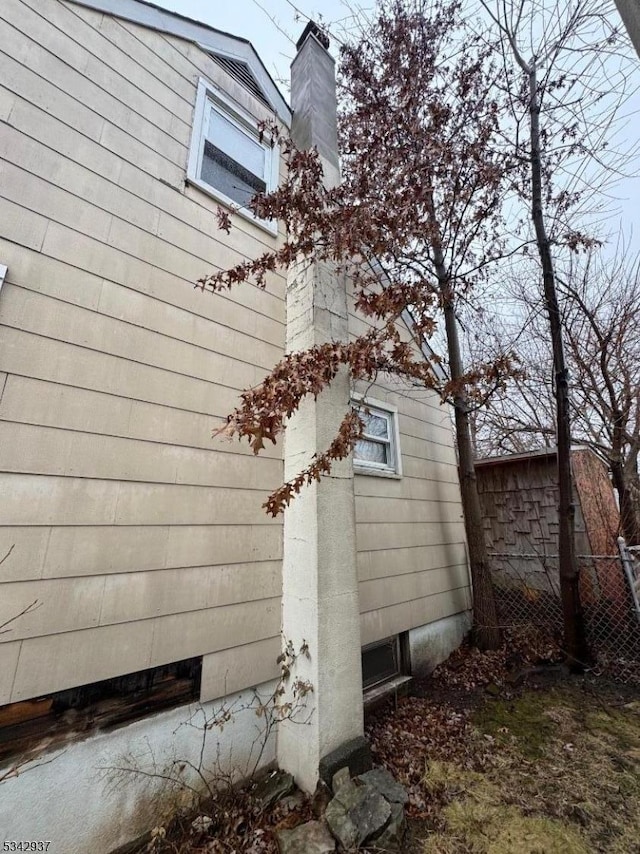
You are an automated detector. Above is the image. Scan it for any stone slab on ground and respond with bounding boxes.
[325,780,391,849]
[276,820,336,854]
[332,767,351,793]
[357,768,409,805]
[319,736,372,786]
[369,801,407,852]
[253,769,295,809]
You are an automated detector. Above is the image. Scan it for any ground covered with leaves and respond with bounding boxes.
[368,631,640,853]
[139,631,640,853]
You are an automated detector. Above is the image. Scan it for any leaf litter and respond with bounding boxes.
[365,628,640,853]
[138,628,639,853]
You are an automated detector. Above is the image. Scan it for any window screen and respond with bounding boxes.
[200,105,267,207]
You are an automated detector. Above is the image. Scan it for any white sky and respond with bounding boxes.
[152,0,358,87]
[153,0,639,242]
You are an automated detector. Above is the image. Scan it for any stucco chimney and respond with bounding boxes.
[277,24,369,793]
[290,22,340,184]
[614,0,640,59]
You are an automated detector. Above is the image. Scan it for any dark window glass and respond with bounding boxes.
[201,140,266,207]
[0,658,202,764]
[362,638,400,689]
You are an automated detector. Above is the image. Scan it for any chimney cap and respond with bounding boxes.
[296,20,330,52]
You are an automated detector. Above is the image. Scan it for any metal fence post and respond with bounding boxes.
[617,536,640,625]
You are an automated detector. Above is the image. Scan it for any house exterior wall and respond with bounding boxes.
[0,0,472,847]
[0,0,470,713]
[0,0,287,706]
[571,449,627,605]
[354,379,471,644]
[475,452,587,593]
[349,304,471,646]
[615,0,640,59]
[571,449,620,557]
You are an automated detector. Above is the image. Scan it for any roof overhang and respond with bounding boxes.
[474,445,592,468]
[401,309,447,382]
[69,0,292,126]
[474,447,558,468]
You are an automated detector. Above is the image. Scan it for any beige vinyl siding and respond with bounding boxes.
[200,635,281,702]
[0,0,469,707]
[349,294,471,646]
[0,0,286,704]
[0,524,283,583]
[10,596,280,702]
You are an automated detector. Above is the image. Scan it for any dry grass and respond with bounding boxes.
[134,635,640,853]
[366,638,640,854]
[464,688,640,853]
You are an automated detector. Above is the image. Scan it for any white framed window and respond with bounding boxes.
[187,78,279,234]
[353,397,402,478]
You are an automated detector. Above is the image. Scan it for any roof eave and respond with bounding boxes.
[68,0,292,126]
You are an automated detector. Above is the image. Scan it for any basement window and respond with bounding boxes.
[0,657,201,764]
[187,79,279,233]
[353,399,402,477]
[362,635,412,708]
[362,636,405,690]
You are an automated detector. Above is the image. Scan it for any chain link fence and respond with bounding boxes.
[488,540,640,684]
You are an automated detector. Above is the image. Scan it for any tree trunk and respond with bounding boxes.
[425,180,500,651]
[442,286,501,650]
[611,447,640,546]
[612,462,640,545]
[528,67,589,666]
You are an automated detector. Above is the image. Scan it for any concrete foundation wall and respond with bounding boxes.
[0,681,278,854]
[409,611,472,677]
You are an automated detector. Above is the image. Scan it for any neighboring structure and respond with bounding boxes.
[475,447,626,606]
[0,1,471,850]
[615,0,640,59]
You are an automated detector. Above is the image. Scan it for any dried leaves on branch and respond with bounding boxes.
[195,0,534,647]
[197,1,520,526]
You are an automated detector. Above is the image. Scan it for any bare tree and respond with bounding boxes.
[473,249,640,546]
[561,252,640,544]
[466,305,556,457]
[476,0,638,663]
[199,0,528,649]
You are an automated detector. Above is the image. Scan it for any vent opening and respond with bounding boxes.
[209,54,272,109]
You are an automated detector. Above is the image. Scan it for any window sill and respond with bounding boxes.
[354,464,402,480]
[363,675,412,709]
[186,176,278,237]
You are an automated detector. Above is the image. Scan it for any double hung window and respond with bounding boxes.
[353,399,402,477]
[188,79,278,231]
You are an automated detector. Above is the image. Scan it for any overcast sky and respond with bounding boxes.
[152,0,359,88]
[153,0,639,243]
